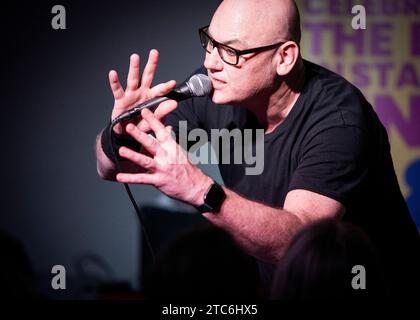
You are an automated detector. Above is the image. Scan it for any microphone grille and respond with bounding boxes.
[187,74,213,97]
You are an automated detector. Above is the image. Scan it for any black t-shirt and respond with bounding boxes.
[166,60,420,293]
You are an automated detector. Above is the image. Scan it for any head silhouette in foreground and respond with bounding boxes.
[144,225,261,299]
[271,218,385,300]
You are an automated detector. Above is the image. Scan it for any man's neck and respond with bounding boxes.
[250,59,306,133]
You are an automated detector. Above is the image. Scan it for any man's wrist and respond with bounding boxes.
[100,121,142,163]
[193,178,226,214]
[191,175,214,207]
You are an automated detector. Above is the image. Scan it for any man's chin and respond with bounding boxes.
[210,91,232,105]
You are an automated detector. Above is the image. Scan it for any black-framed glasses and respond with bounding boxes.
[199,25,286,66]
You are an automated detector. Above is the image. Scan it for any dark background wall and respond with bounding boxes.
[2,0,221,298]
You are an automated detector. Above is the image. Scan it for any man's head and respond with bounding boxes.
[203,0,301,106]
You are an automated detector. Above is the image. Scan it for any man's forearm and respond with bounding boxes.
[203,187,305,263]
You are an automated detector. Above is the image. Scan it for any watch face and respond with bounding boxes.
[205,183,226,212]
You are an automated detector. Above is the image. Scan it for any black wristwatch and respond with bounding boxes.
[195,182,226,213]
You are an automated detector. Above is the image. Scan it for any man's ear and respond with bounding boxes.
[276,41,300,76]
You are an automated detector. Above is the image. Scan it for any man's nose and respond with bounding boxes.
[204,47,223,71]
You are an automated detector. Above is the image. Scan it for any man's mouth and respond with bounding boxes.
[209,75,227,87]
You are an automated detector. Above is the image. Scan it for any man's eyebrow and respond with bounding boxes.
[208,29,248,48]
[224,38,248,47]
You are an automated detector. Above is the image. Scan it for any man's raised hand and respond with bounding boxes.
[109,50,178,134]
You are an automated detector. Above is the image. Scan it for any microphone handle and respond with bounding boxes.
[113,85,192,123]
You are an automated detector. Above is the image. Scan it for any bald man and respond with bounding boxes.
[96,0,420,296]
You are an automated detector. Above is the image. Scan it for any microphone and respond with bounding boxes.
[113,74,212,123]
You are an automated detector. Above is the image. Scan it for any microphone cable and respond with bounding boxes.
[107,119,156,263]
[103,74,212,264]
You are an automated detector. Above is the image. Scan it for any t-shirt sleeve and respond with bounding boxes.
[288,125,368,207]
